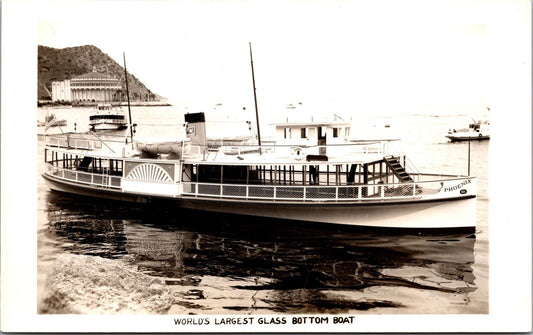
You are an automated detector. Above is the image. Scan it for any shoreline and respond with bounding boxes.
[38,101,173,108]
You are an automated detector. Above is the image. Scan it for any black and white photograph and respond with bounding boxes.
[1,0,531,333]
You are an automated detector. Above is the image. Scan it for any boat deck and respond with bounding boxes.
[45,163,463,203]
[45,133,394,165]
[44,132,475,205]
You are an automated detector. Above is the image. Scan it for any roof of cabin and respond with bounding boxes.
[271,121,351,127]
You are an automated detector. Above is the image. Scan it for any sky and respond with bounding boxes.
[32,0,530,118]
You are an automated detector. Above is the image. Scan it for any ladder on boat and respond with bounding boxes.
[383,155,413,182]
[77,156,93,172]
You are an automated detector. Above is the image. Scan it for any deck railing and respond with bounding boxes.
[45,135,102,150]
[184,141,388,160]
[45,165,121,189]
[181,175,467,202]
[45,164,472,202]
[45,133,128,151]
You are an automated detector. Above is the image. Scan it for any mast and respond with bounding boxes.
[123,52,134,142]
[249,42,262,154]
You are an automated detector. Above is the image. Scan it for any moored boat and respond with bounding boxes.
[38,113,67,128]
[446,120,490,142]
[89,104,128,131]
[42,111,477,231]
[37,113,69,139]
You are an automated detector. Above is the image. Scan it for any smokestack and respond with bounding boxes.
[184,112,207,146]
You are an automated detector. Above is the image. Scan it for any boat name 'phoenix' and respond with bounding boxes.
[444,178,472,192]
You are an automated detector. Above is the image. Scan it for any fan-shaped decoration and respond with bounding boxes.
[126,163,173,183]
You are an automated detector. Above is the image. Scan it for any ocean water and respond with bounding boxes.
[37,105,489,315]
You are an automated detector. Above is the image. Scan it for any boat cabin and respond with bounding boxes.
[44,111,422,201]
[44,131,419,202]
[468,121,489,132]
[271,119,351,147]
[179,153,416,199]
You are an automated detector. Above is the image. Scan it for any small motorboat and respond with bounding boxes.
[38,113,67,128]
[446,120,490,142]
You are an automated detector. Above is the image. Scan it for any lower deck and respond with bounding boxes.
[43,160,475,203]
[42,138,477,205]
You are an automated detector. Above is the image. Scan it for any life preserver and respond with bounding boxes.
[479,133,482,137]
[291,146,304,160]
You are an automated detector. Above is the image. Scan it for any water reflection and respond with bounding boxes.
[45,191,477,313]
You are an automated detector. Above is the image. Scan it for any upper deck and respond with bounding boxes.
[44,132,403,166]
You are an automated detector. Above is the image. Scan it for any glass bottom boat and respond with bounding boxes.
[42,112,477,231]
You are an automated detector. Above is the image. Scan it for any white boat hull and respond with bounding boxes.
[175,196,476,229]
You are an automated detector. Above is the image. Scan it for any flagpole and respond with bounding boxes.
[249,42,262,155]
[123,52,134,143]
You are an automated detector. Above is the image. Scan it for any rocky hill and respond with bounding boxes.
[38,45,161,102]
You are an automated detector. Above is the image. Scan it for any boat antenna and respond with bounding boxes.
[249,42,262,154]
[123,52,134,143]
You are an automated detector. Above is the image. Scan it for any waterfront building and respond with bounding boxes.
[51,70,122,103]
[51,80,71,101]
[70,71,122,102]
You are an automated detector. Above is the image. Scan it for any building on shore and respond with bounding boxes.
[51,80,71,101]
[51,70,122,103]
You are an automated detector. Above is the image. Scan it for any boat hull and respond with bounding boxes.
[446,135,490,142]
[43,173,476,230]
[177,196,476,230]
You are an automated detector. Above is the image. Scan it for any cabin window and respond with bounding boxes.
[284,128,291,139]
[222,165,248,184]
[182,164,194,182]
[108,159,123,176]
[300,128,307,138]
[333,128,339,138]
[345,127,350,137]
[177,162,387,189]
[198,165,221,183]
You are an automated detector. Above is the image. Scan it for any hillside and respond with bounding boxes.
[38,45,161,102]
